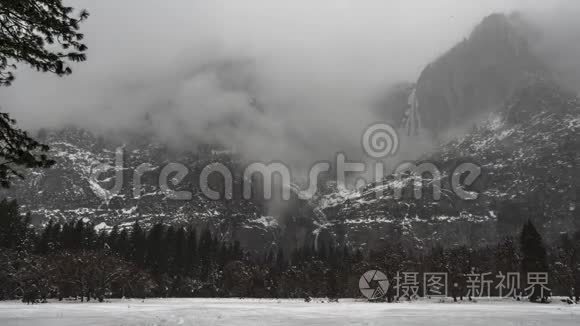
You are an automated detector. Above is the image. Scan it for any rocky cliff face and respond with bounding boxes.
[322,80,580,249]
[414,13,547,138]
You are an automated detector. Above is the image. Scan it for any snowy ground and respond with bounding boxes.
[0,298,579,326]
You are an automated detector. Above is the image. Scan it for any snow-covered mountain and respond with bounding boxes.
[0,126,325,254]
[5,77,578,253]
[319,80,580,250]
[3,12,579,253]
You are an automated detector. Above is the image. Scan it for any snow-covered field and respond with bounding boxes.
[0,298,579,326]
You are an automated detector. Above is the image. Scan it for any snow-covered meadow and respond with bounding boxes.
[0,298,579,326]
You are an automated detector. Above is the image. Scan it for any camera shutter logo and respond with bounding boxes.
[359,270,389,299]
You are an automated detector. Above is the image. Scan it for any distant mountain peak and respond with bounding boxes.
[414,12,548,138]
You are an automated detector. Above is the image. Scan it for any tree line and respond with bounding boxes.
[0,199,579,303]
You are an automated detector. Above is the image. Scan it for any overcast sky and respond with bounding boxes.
[0,0,577,167]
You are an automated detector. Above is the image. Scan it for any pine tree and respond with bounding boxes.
[146,223,166,276]
[0,1,90,187]
[520,221,548,273]
[96,230,107,251]
[553,233,578,298]
[108,225,119,251]
[173,227,187,275]
[60,220,74,249]
[130,221,146,267]
[73,219,86,250]
[495,237,519,273]
[574,231,580,302]
[0,199,26,249]
[0,0,89,85]
[117,228,130,260]
[185,228,198,277]
[48,221,62,252]
[199,229,214,281]
[164,226,176,274]
[36,219,53,254]
[520,220,549,301]
[81,222,97,250]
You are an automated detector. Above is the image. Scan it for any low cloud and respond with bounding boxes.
[0,0,577,172]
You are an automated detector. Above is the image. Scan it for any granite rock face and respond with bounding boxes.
[414,13,547,137]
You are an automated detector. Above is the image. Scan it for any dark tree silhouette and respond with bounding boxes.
[520,220,549,301]
[0,199,26,249]
[0,0,89,187]
[520,220,548,274]
[130,221,146,267]
[0,113,54,188]
[0,0,89,85]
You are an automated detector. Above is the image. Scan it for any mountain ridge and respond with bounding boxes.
[3,12,579,253]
